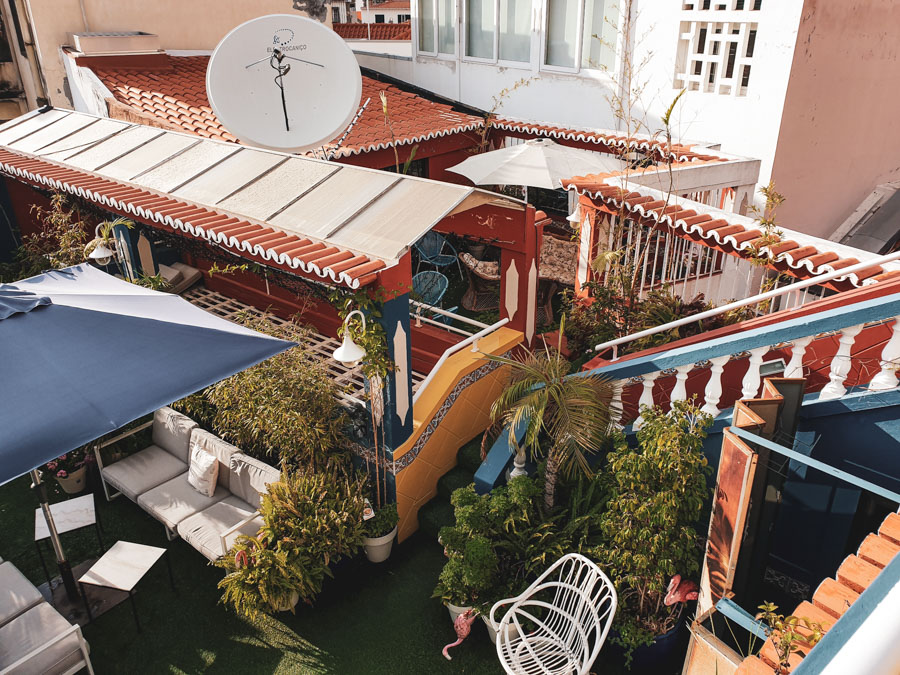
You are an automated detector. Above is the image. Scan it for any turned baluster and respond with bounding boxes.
[869,317,900,391]
[669,364,694,404]
[819,324,865,400]
[701,355,731,417]
[783,335,814,378]
[740,346,770,400]
[610,380,624,427]
[632,371,660,430]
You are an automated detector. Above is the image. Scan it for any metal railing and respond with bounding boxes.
[594,249,900,360]
[412,317,510,405]
[410,300,491,337]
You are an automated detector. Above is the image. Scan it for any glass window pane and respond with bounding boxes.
[545,0,578,68]
[438,0,455,54]
[581,0,619,70]
[499,0,531,62]
[466,0,496,59]
[418,0,435,52]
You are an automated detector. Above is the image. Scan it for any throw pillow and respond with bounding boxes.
[188,442,219,497]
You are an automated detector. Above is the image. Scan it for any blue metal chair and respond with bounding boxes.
[412,271,449,306]
[414,231,462,277]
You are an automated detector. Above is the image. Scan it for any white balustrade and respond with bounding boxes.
[632,371,661,430]
[784,336,814,378]
[610,381,624,427]
[740,346,770,400]
[701,355,731,417]
[669,364,694,404]
[869,317,900,391]
[819,324,865,400]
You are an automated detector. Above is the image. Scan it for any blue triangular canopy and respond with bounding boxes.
[0,264,295,486]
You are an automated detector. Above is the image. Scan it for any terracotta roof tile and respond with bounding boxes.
[334,22,411,40]
[89,54,482,161]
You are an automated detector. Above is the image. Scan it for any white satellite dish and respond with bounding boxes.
[206,14,362,153]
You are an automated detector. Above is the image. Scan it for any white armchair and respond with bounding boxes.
[488,553,617,675]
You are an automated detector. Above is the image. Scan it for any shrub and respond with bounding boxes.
[216,467,367,618]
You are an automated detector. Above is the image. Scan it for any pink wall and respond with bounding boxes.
[772,0,900,239]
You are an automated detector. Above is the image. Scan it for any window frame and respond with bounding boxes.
[415,0,457,59]
[461,0,500,64]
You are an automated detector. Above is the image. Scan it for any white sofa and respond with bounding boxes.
[0,560,94,674]
[97,408,280,560]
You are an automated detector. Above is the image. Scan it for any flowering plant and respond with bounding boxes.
[45,445,92,480]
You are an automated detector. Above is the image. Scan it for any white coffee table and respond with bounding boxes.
[34,494,104,586]
[78,541,175,631]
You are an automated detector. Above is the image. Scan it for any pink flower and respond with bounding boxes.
[58,454,67,461]
[46,461,58,471]
[56,469,67,478]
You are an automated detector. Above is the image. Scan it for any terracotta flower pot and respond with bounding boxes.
[57,466,87,495]
[364,525,397,563]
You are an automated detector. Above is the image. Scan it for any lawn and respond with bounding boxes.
[1,474,500,674]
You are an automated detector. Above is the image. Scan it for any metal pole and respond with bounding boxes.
[30,470,79,601]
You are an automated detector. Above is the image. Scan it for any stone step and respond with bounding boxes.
[417,498,455,539]
[456,438,484,474]
[812,577,859,620]
[437,466,474,499]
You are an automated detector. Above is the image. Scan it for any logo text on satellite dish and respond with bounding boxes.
[269,28,307,52]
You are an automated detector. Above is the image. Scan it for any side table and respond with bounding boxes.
[34,493,104,588]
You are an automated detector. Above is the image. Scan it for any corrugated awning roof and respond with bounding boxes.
[0,108,521,288]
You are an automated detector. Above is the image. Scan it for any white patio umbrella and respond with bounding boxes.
[446,138,626,198]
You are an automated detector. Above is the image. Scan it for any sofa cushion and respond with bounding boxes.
[101,445,187,501]
[0,562,43,627]
[187,443,219,498]
[189,429,240,491]
[151,407,197,463]
[0,603,86,674]
[177,495,263,561]
[157,263,184,287]
[137,473,228,530]
[230,453,281,510]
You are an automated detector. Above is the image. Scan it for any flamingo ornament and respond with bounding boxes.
[442,609,477,660]
[664,574,699,606]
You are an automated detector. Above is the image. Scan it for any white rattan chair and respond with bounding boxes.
[488,553,617,675]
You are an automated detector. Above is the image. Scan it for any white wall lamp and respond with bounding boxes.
[333,309,367,366]
[85,223,117,266]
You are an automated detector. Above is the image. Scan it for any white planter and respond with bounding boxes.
[57,466,87,495]
[446,602,474,622]
[364,525,397,563]
[482,614,520,643]
[270,590,300,613]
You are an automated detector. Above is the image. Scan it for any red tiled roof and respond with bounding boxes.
[334,22,411,40]
[0,147,384,288]
[368,0,410,8]
[493,117,724,163]
[87,54,480,160]
[564,178,899,288]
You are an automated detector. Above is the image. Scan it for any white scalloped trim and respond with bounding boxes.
[327,121,483,158]
[0,160,380,289]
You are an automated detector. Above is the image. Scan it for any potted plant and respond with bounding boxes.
[45,446,92,494]
[363,503,399,563]
[592,399,712,669]
[217,468,367,619]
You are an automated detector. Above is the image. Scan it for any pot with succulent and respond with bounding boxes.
[44,446,93,494]
[591,399,713,670]
[363,502,399,563]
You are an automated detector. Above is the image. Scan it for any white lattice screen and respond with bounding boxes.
[674,0,762,96]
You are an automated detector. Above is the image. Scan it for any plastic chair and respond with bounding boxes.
[414,231,461,277]
[412,271,449,307]
[488,553,617,675]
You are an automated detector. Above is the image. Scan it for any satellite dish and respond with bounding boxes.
[206,14,362,153]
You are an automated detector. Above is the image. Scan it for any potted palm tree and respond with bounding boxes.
[487,329,615,510]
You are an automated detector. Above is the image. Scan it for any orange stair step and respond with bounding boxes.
[878,512,900,546]
[836,554,882,594]
[813,577,860,619]
[858,533,900,569]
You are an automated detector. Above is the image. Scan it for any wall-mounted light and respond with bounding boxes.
[85,224,117,266]
[333,309,367,366]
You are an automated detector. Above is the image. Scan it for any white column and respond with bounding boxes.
[701,355,731,417]
[784,335,814,378]
[669,364,694,404]
[610,380,624,428]
[869,318,900,391]
[740,346,770,400]
[819,324,865,400]
[632,371,660,430]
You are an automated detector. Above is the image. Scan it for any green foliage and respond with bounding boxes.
[328,287,394,384]
[488,338,613,510]
[591,399,712,662]
[216,468,367,619]
[747,182,786,265]
[364,503,398,538]
[756,602,826,673]
[174,313,351,472]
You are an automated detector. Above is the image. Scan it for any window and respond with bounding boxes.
[499,0,531,62]
[581,0,618,70]
[466,0,496,59]
[398,14,411,22]
[332,6,341,24]
[375,14,385,23]
[545,0,579,68]
[418,0,435,52]
[438,0,454,53]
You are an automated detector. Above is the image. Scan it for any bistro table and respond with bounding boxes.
[78,540,175,632]
[34,493,105,587]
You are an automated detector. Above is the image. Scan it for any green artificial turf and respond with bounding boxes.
[0,474,500,674]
